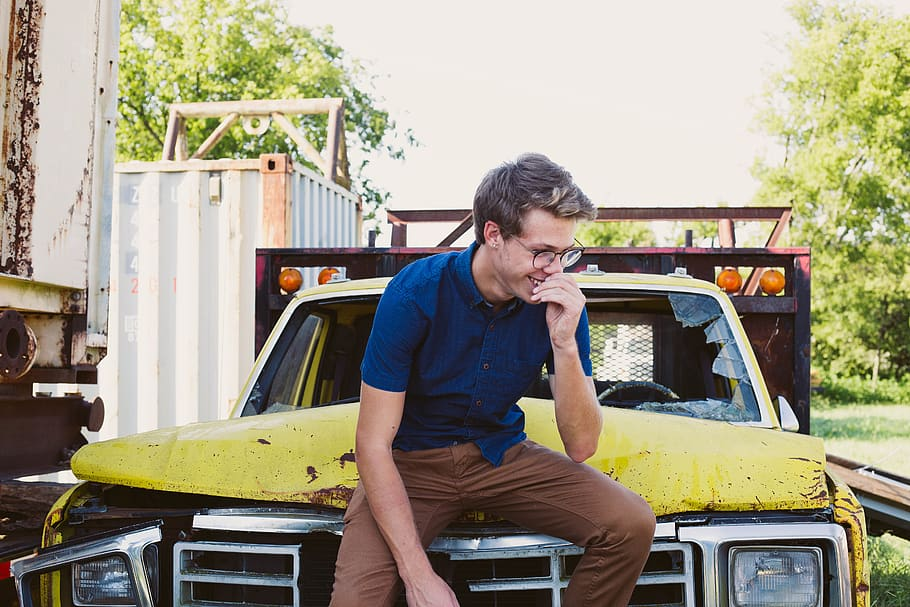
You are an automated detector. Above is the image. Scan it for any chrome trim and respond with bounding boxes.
[428,521,677,553]
[655,521,678,539]
[194,513,677,550]
[193,510,344,534]
[11,524,161,607]
[193,512,690,606]
[173,541,301,607]
[460,545,578,607]
[679,523,851,607]
[451,541,696,607]
[429,534,579,554]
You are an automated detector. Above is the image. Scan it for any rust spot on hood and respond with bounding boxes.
[273,485,354,508]
[338,451,355,467]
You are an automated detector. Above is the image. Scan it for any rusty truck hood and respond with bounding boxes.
[72,400,829,515]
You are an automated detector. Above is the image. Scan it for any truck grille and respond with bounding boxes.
[172,535,697,607]
[174,541,301,606]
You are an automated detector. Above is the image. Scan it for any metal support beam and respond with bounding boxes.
[161,99,350,186]
[385,207,793,248]
[826,454,910,541]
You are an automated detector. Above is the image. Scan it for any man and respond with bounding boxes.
[330,153,655,606]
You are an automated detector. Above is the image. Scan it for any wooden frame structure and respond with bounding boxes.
[161,98,350,187]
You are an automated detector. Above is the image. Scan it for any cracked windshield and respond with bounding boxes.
[575,290,760,422]
[248,292,761,424]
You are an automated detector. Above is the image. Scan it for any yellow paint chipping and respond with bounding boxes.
[827,470,870,607]
[73,399,829,516]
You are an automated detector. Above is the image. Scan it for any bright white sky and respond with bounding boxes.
[286,0,910,242]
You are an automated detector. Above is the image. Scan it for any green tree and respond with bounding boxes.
[576,222,655,247]
[118,0,412,213]
[753,0,910,380]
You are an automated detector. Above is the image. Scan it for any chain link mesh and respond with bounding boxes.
[589,323,653,382]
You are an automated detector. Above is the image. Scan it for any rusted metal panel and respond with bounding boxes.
[98,158,358,441]
[259,154,291,247]
[0,0,117,367]
[1,0,116,294]
[0,394,100,478]
[0,0,42,280]
[0,0,118,480]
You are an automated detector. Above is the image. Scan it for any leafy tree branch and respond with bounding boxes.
[117,0,415,216]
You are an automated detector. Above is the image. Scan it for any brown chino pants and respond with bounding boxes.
[329,440,656,607]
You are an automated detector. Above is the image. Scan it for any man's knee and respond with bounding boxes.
[588,488,655,550]
[618,493,656,553]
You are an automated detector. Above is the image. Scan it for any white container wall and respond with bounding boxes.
[98,158,359,440]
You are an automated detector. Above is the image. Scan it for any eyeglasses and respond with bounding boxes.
[511,238,585,269]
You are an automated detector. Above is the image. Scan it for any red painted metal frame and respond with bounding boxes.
[255,246,811,433]
[385,207,793,248]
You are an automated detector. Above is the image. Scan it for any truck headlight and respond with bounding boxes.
[73,555,136,606]
[730,546,822,607]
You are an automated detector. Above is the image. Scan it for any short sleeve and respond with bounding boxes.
[576,306,593,376]
[360,279,428,392]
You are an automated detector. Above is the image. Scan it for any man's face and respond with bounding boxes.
[493,208,578,304]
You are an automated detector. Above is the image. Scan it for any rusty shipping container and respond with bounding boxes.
[0,0,119,479]
[96,157,359,441]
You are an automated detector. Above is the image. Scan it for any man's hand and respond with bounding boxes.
[530,272,586,350]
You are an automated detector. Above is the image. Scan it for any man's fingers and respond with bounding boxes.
[533,275,584,306]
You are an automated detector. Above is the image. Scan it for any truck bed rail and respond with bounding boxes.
[826,454,910,541]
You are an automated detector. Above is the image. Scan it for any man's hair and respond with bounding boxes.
[472,152,596,245]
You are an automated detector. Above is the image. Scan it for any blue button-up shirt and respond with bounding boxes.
[360,243,592,466]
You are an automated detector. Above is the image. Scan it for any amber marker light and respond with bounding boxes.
[759,269,786,295]
[317,267,341,285]
[278,267,303,293]
[716,267,743,293]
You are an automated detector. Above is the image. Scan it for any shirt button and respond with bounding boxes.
[482,363,490,370]
[489,322,495,330]
[475,400,482,407]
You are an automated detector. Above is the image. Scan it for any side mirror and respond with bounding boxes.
[777,396,800,432]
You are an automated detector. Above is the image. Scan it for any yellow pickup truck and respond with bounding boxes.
[13,247,868,606]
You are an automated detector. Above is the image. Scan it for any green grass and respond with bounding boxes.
[811,402,910,607]
[811,403,910,474]
[867,534,910,607]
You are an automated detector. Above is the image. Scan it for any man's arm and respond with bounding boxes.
[549,348,601,462]
[532,273,602,462]
[355,381,459,606]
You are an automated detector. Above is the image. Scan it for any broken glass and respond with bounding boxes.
[638,398,756,422]
[668,293,722,327]
[712,343,750,380]
[662,291,761,422]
